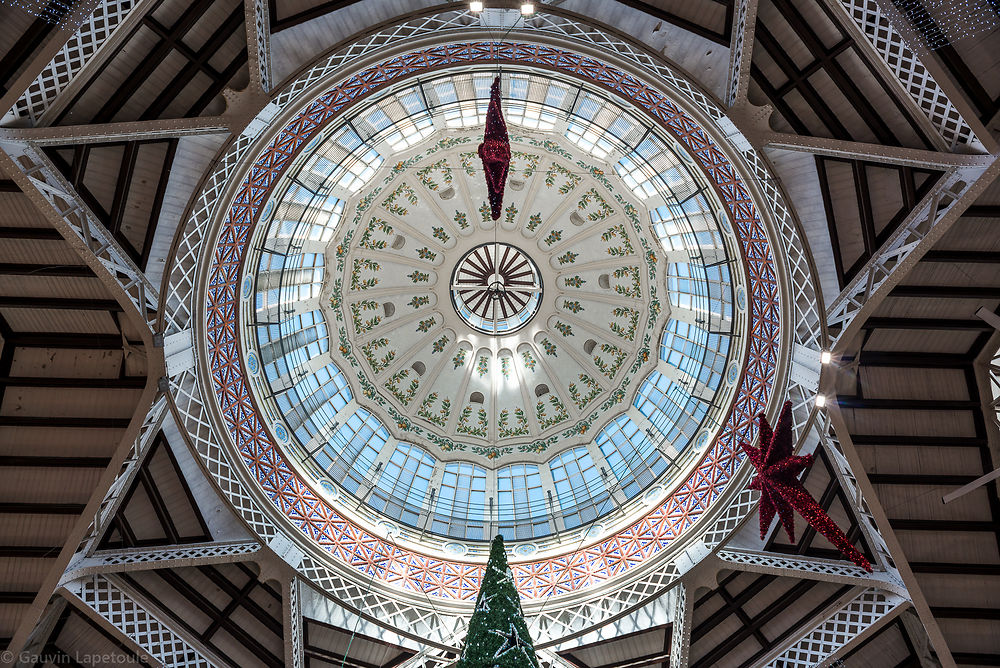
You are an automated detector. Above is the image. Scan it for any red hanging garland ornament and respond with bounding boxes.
[741,401,872,572]
[479,76,511,220]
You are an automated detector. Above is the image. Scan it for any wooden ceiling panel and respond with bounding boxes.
[304,617,416,668]
[55,0,247,126]
[0,308,121,335]
[863,328,982,354]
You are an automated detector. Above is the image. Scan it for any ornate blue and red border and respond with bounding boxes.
[205,42,779,600]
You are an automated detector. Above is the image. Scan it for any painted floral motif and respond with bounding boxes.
[361,337,395,373]
[562,300,584,314]
[452,348,468,369]
[518,440,551,454]
[432,226,450,243]
[557,251,577,265]
[350,258,380,290]
[536,395,569,429]
[498,407,529,438]
[408,270,429,283]
[432,335,449,354]
[407,295,430,309]
[428,136,472,152]
[602,224,634,256]
[554,321,573,337]
[459,152,478,176]
[456,405,488,437]
[613,266,642,298]
[564,275,585,288]
[511,150,540,176]
[569,374,602,410]
[382,183,418,216]
[358,218,392,249]
[526,213,542,231]
[545,162,580,194]
[416,247,437,261]
[471,445,512,460]
[416,317,436,333]
[540,338,557,356]
[416,159,453,191]
[610,306,640,341]
[454,210,469,230]
[479,201,491,224]
[579,188,614,221]
[543,230,562,246]
[504,203,518,226]
[476,355,489,377]
[385,368,419,406]
[594,342,627,378]
[350,300,381,334]
[521,350,537,371]
[501,357,511,380]
[417,393,451,427]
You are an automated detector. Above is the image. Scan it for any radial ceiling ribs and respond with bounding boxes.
[0,167,153,657]
[833,191,1000,665]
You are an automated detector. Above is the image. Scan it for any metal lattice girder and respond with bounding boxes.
[826,159,1000,351]
[61,541,262,584]
[245,0,273,93]
[725,0,759,106]
[0,117,230,145]
[764,133,995,170]
[823,409,954,665]
[815,413,902,584]
[0,140,160,332]
[77,395,169,557]
[6,0,152,126]
[669,583,690,668]
[715,549,905,595]
[283,576,305,668]
[763,588,906,668]
[63,574,222,668]
[825,0,980,150]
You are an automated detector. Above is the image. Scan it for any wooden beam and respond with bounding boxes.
[0,416,132,428]
[862,317,993,330]
[0,456,111,468]
[0,263,93,277]
[0,502,86,515]
[0,376,145,389]
[0,297,123,311]
[0,226,62,240]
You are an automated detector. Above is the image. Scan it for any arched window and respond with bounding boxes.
[596,414,666,499]
[548,447,609,529]
[497,464,550,539]
[433,462,487,540]
[368,442,436,526]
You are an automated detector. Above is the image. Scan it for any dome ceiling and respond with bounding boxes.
[242,68,749,545]
[192,32,796,612]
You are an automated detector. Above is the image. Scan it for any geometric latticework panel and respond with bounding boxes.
[765,588,904,668]
[74,574,217,667]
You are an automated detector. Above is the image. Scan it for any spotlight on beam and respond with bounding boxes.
[470,1,484,11]
[815,394,827,408]
[820,350,832,365]
[521,3,535,15]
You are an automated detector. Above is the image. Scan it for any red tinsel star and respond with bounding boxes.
[479,76,511,220]
[741,401,872,572]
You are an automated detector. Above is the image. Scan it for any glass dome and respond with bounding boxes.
[240,65,747,545]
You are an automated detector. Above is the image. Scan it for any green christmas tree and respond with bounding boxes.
[457,536,541,668]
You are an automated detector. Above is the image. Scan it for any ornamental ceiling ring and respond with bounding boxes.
[162,10,822,646]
